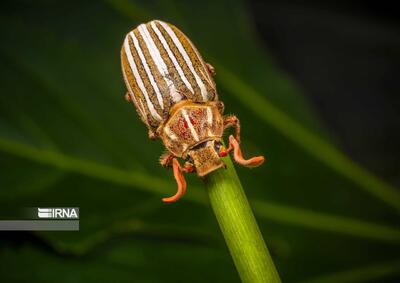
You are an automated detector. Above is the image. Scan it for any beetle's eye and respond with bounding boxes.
[214,141,222,152]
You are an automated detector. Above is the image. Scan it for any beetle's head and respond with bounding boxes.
[186,139,226,177]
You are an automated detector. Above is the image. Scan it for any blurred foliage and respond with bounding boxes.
[0,0,399,282]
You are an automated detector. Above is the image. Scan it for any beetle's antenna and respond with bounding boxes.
[162,159,187,202]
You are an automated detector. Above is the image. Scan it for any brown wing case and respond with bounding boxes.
[121,20,217,129]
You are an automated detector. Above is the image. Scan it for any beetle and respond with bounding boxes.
[121,20,264,202]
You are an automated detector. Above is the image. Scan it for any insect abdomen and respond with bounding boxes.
[121,20,217,129]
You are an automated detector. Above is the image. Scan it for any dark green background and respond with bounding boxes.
[0,1,399,282]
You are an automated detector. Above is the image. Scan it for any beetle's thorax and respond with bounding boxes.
[158,100,225,176]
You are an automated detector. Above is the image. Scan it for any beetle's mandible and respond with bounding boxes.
[121,20,264,202]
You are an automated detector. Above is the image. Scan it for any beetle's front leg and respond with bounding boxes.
[223,115,241,143]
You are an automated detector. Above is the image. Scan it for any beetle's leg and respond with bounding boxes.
[182,161,194,173]
[124,92,131,102]
[148,129,157,140]
[229,135,265,167]
[206,62,216,76]
[223,115,241,143]
[222,135,265,167]
[215,101,225,114]
[159,152,175,167]
[162,158,187,203]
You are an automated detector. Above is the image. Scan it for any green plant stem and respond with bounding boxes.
[204,155,281,283]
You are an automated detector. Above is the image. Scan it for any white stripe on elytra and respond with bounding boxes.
[138,24,182,103]
[164,126,178,140]
[130,31,164,110]
[182,109,199,142]
[150,21,194,95]
[158,21,208,101]
[123,59,147,119]
[199,67,214,91]
[124,36,162,121]
[187,39,214,88]
[121,62,147,119]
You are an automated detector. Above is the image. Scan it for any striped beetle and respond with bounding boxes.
[121,20,264,202]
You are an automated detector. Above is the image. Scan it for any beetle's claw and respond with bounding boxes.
[162,159,187,203]
[228,135,265,167]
